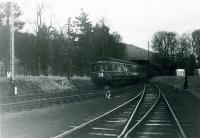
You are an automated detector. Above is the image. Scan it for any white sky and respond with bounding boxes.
[6,0,200,50]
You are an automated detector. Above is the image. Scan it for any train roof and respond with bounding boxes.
[91,57,137,65]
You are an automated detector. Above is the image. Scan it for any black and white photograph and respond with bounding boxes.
[0,0,200,137]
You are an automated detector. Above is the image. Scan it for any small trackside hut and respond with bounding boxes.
[90,57,147,88]
[176,69,185,77]
[194,69,200,76]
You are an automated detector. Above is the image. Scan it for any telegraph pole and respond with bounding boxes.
[148,41,150,61]
[9,2,17,95]
[147,41,150,80]
[67,18,71,80]
[10,2,15,81]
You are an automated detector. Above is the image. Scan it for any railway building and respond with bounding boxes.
[176,69,185,77]
[194,69,200,76]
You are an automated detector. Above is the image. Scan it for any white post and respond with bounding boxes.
[14,86,18,95]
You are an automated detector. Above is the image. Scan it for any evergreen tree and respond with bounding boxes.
[0,2,24,76]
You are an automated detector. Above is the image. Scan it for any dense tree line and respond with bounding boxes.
[151,30,200,75]
[0,3,125,77]
[0,2,24,75]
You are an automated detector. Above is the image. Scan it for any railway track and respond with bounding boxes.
[122,86,186,138]
[0,85,143,112]
[155,83,200,138]
[54,84,187,138]
[54,86,145,138]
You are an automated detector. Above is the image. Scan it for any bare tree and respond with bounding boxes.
[178,33,193,57]
[151,31,178,65]
[30,3,55,75]
[192,29,200,67]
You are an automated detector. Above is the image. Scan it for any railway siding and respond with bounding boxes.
[1,87,144,138]
[54,86,145,138]
[0,85,143,113]
[1,83,198,138]
[55,84,189,138]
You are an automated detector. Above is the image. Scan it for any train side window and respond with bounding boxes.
[136,66,139,72]
[130,65,134,72]
[117,64,121,71]
[100,64,104,71]
[103,64,107,71]
[107,64,112,71]
[91,64,96,72]
[123,64,125,71]
[113,63,118,71]
[97,64,102,72]
[99,63,106,71]
[111,64,114,71]
[94,64,96,72]
[119,64,123,71]
[133,65,137,72]
[126,65,130,72]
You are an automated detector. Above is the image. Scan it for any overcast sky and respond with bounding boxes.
[8,0,200,50]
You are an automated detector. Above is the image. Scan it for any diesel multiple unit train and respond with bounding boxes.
[90,58,147,88]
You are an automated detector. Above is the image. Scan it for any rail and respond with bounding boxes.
[161,89,187,138]
[117,85,146,138]
[121,84,186,138]
[123,84,161,138]
[53,86,145,138]
[0,84,142,103]
[0,85,143,111]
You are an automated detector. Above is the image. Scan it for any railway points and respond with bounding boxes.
[53,86,145,138]
[53,83,197,138]
[1,85,144,138]
[1,84,200,138]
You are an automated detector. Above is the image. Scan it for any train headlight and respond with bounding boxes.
[98,72,104,77]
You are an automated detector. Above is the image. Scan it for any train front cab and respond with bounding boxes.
[90,62,112,88]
